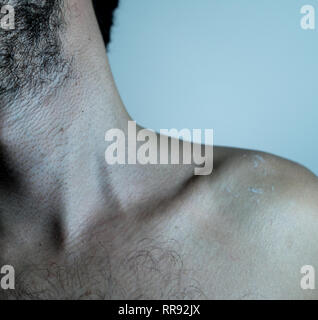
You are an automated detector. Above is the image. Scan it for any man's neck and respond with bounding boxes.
[0,29,129,227]
[0,0,197,245]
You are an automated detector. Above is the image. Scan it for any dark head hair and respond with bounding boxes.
[92,0,119,49]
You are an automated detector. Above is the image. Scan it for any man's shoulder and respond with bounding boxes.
[211,148,318,211]
[195,147,318,258]
[250,150,316,205]
[234,150,318,237]
[188,149,318,298]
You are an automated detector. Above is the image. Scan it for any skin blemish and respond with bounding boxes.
[248,187,264,195]
[252,154,265,169]
[225,186,240,199]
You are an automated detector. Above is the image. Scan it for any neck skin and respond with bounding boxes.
[0,0,195,242]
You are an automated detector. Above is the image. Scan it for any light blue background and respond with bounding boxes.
[108,0,318,175]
